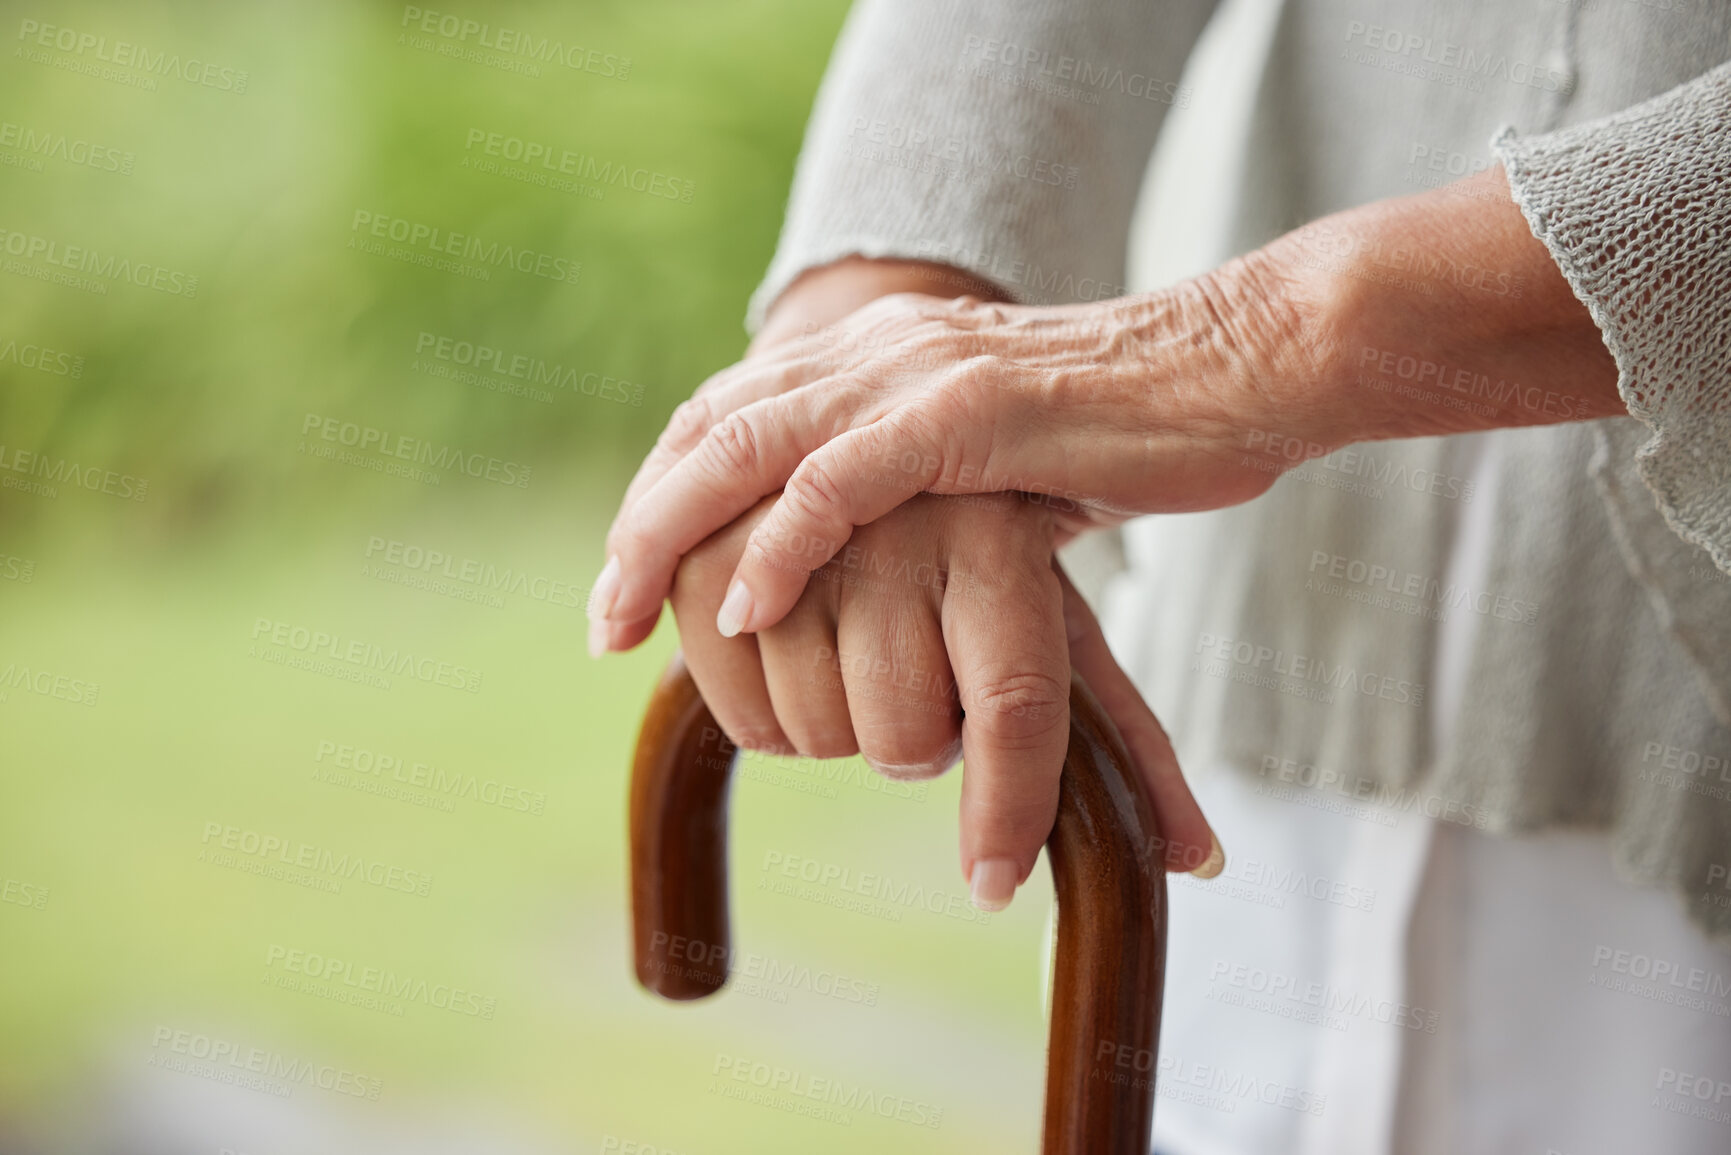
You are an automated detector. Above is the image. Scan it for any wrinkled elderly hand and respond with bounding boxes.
[592,166,1622,639]
[598,273,1313,638]
[669,490,1219,910]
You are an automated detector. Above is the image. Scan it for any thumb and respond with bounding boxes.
[1057,562,1223,878]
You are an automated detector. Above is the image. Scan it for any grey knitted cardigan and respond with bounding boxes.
[749,0,1731,936]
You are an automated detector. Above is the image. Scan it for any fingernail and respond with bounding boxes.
[1191,833,1226,880]
[587,616,610,660]
[970,858,1019,912]
[716,579,754,638]
[588,556,621,622]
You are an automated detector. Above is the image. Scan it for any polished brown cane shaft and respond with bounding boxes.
[629,653,735,999]
[629,653,1168,1153]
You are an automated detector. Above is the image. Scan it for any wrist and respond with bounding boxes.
[1267,166,1623,447]
[1163,242,1361,472]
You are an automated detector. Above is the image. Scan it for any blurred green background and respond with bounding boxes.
[0,2,1056,1152]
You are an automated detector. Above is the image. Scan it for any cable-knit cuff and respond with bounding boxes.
[1492,61,1731,574]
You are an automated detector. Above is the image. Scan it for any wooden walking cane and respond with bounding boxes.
[629,652,1168,1154]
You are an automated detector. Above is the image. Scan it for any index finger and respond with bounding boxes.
[605,349,824,556]
[599,376,901,628]
[591,341,860,634]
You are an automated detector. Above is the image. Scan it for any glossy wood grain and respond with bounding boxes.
[628,653,736,1000]
[629,652,1168,1153]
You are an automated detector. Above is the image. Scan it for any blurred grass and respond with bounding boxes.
[0,2,1058,1153]
[0,0,844,532]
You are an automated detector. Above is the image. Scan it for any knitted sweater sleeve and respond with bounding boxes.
[746,0,1220,331]
[1494,63,1731,719]
[1494,63,1731,574]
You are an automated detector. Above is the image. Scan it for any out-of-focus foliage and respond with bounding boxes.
[0,0,841,534]
[0,5,1057,1154]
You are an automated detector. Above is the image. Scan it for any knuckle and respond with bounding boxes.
[860,730,961,781]
[965,670,1069,742]
[783,723,858,762]
[784,454,849,522]
[872,291,927,318]
[944,359,1000,412]
[722,723,790,756]
[701,411,763,477]
[661,396,712,451]
[886,400,962,474]
[848,667,962,776]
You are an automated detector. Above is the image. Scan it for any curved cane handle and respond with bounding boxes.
[629,652,1167,1154]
